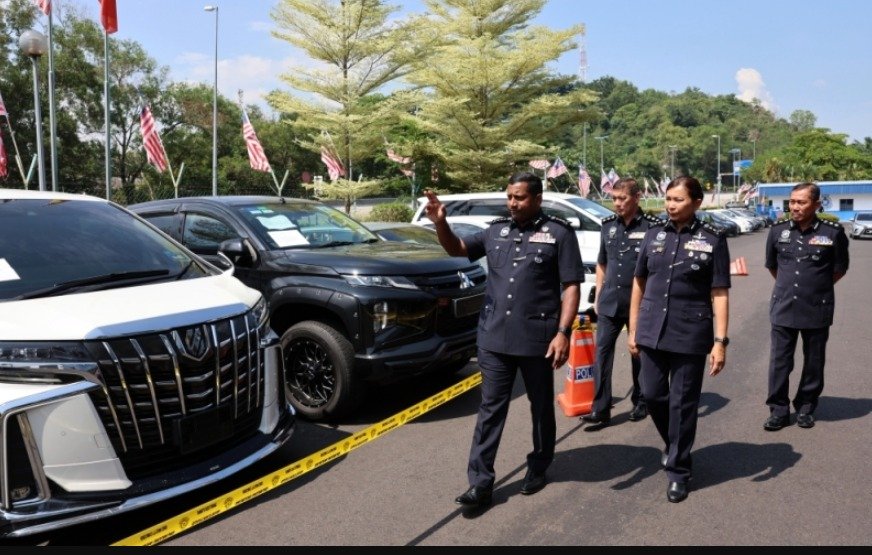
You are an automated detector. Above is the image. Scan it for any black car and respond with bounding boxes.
[130,196,486,421]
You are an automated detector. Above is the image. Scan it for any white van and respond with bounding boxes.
[412,192,615,313]
[0,189,295,538]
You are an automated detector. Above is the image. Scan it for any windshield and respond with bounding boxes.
[856,213,872,222]
[0,198,209,301]
[564,197,615,219]
[233,201,380,249]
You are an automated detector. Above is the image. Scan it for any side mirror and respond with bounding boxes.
[565,217,581,229]
[218,237,256,267]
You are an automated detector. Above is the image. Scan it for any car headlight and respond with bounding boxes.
[371,301,398,333]
[248,296,269,329]
[0,342,96,383]
[343,273,419,290]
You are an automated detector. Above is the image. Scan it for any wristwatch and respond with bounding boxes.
[557,326,573,338]
[714,337,730,346]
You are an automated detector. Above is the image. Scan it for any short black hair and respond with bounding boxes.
[793,182,820,201]
[508,172,543,196]
[612,177,640,196]
[667,176,704,201]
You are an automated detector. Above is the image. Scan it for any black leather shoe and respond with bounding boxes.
[520,470,547,495]
[660,451,668,469]
[763,414,790,431]
[667,481,688,503]
[796,412,815,428]
[580,410,611,425]
[628,404,648,422]
[454,486,492,508]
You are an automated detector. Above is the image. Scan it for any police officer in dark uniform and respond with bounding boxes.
[582,178,663,426]
[423,172,584,509]
[763,182,849,431]
[628,176,731,503]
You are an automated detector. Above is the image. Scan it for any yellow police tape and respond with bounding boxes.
[112,371,483,546]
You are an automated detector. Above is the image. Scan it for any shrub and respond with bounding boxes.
[367,202,413,222]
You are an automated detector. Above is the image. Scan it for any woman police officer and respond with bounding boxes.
[628,176,731,503]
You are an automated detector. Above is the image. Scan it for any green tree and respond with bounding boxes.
[268,0,426,212]
[404,0,596,190]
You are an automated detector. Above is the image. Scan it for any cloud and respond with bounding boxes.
[735,68,777,113]
[170,53,294,116]
[812,79,827,89]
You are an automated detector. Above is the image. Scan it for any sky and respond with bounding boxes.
[46,0,872,143]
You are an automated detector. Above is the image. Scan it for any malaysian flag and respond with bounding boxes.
[100,0,118,34]
[659,176,670,194]
[578,165,591,197]
[386,147,414,177]
[321,145,345,181]
[0,132,7,179]
[386,148,411,165]
[34,0,51,15]
[607,168,620,187]
[547,156,568,179]
[140,105,168,173]
[601,169,612,195]
[0,92,7,117]
[242,108,270,172]
[529,159,550,171]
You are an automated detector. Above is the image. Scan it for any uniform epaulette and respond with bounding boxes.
[602,214,618,224]
[820,219,841,228]
[643,212,665,224]
[772,219,790,227]
[544,214,572,228]
[701,221,724,236]
[490,216,511,225]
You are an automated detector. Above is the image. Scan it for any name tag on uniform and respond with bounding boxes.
[684,239,713,253]
[628,232,646,240]
[808,235,833,246]
[530,232,556,244]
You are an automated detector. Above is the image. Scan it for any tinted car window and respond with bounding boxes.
[145,213,178,236]
[444,200,508,217]
[0,199,207,300]
[183,213,238,253]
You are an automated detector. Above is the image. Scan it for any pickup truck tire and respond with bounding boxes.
[282,321,362,421]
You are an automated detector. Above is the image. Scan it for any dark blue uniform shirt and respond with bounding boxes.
[634,217,731,355]
[465,212,584,357]
[764,217,849,328]
[597,211,664,318]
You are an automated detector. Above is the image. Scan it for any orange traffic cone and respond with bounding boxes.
[729,256,748,276]
[556,317,596,417]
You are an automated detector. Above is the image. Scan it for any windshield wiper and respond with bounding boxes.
[14,269,171,300]
[318,240,359,248]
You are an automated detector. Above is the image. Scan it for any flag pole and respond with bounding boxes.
[103,27,111,199]
[47,6,59,191]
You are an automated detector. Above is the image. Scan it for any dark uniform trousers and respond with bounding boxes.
[767,325,829,417]
[764,217,848,418]
[591,313,642,413]
[468,348,556,489]
[639,347,706,483]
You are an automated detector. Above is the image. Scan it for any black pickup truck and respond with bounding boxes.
[129,196,486,421]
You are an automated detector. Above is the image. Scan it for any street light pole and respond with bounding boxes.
[595,135,608,171]
[582,122,588,169]
[711,134,721,206]
[19,30,48,192]
[668,145,677,180]
[205,5,219,196]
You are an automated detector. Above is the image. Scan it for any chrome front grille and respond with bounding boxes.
[83,312,265,479]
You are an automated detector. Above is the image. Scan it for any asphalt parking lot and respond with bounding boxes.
[20,227,872,546]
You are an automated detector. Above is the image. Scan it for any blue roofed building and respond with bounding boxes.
[756,180,872,222]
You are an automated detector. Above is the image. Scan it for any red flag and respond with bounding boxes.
[140,105,168,173]
[242,109,271,172]
[99,0,118,34]
[34,0,51,16]
[0,132,8,179]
